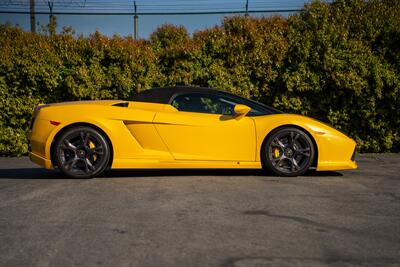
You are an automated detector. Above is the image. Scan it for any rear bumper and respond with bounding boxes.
[29,151,53,169]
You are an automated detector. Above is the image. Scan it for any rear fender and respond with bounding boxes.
[44,119,115,161]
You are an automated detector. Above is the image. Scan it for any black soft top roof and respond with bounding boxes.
[131,86,282,114]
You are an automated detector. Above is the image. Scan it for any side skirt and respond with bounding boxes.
[112,159,262,169]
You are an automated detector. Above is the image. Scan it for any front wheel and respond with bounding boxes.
[262,127,315,177]
[54,126,110,178]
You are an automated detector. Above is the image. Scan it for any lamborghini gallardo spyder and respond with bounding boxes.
[29,86,357,178]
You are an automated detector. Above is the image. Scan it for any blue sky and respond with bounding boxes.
[0,0,308,38]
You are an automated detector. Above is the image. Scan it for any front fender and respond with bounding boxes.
[253,114,357,171]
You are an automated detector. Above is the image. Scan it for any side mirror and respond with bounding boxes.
[234,104,251,118]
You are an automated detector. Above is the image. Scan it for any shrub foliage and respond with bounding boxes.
[0,0,399,156]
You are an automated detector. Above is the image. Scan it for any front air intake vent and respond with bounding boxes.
[351,148,356,161]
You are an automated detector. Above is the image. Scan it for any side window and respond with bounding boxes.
[171,93,236,115]
[247,108,265,116]
[171,92,270,116]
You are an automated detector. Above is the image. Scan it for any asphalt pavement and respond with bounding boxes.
[0,155,399,267]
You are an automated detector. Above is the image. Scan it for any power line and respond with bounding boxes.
[0,9,302,15]
[0,0,306,11]
[0,1,305,38]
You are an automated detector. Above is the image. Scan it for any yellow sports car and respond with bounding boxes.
[29,86,357,178]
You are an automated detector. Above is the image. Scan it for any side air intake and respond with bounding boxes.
[112,102,129,107]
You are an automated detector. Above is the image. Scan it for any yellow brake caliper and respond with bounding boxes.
[89,141,97,161]
[273,148,281,158]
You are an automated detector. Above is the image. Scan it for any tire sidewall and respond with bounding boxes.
[54,126,110,178]
[261,127,315,177]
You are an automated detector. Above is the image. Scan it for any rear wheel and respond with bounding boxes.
[54,126,110,178]
[262,127,315,177]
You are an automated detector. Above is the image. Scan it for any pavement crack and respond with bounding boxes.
[221,256,400,267]
[112,228,127,234]
[374,192,400,201]
[243,210,325,228]
[242,210,400,244]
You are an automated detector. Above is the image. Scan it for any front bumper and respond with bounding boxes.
[316,159,357,171]
[29,151,53,169]
[317,144,357,171]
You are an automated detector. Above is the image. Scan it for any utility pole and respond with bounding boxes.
[47,0,54,23]
[245,0,249,16]
[30,0,35,33]
[46,0,56,35]
[133,0,138,39]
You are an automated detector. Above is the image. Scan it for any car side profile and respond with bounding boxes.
[29,86,357,178]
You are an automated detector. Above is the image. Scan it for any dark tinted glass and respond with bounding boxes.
[171,93,268,116]
[172,93,235,115]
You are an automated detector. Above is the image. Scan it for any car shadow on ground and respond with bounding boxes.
[0,168,343,179]
[101,169,343,178]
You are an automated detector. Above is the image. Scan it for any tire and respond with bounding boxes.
[261,127,315,177]
[54,126,110,178]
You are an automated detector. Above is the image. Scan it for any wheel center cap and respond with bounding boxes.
[284,147,294,157]
[77,149,86,158]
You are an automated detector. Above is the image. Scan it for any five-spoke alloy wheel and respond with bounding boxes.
[262,127,315,177]
[54,126,110,178]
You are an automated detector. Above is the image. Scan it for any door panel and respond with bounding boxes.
[154,110,256,161]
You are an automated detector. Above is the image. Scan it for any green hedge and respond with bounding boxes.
[1,0,399,156]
